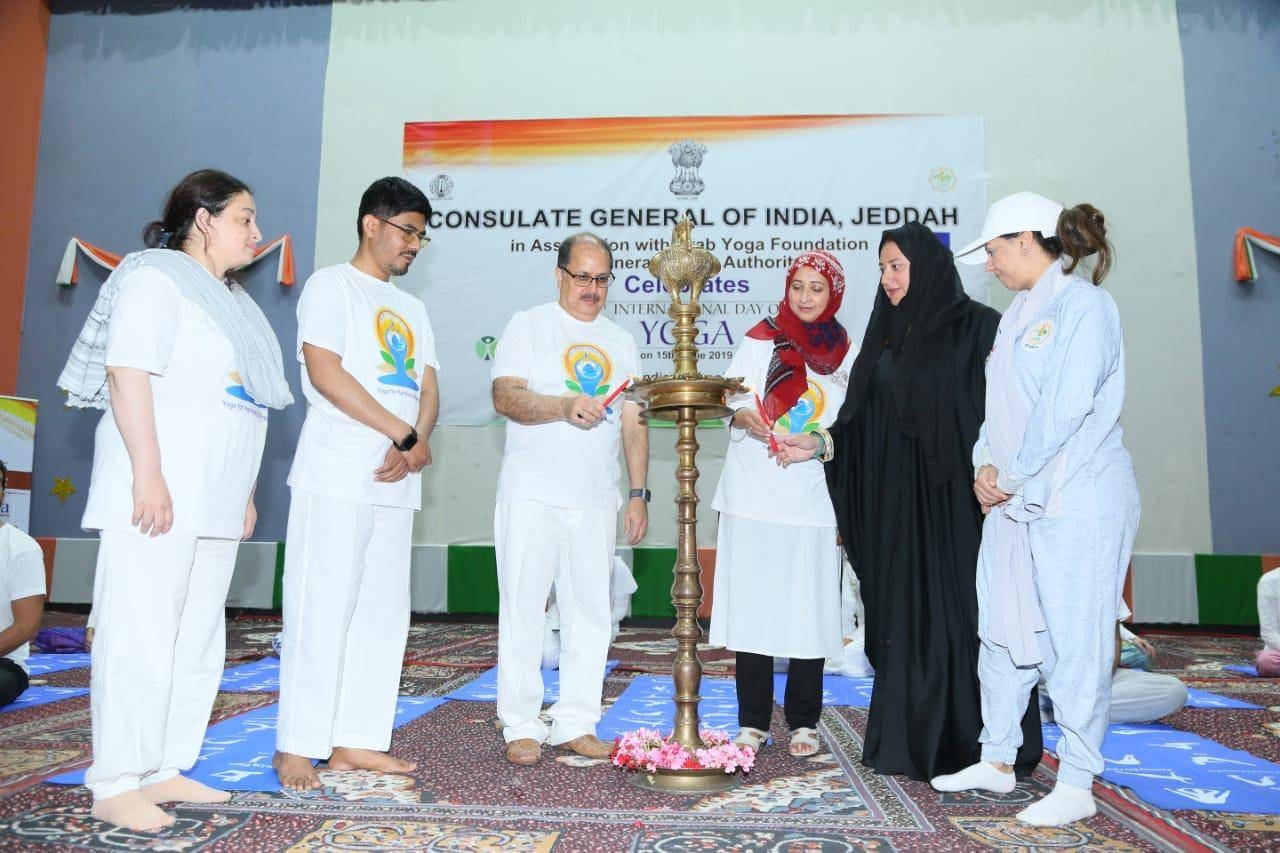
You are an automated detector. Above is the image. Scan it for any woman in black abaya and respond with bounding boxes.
[776,223,1041,780]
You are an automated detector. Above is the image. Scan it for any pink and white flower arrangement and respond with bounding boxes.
[610,728,755,774]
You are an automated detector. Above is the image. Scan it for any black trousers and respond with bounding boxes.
[0,658,30,708]
[736,651,824,731]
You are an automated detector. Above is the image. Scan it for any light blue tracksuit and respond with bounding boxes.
[973,261,1141,789]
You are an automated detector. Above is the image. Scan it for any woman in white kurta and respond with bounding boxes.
[58,170,292,832]
[931,192,1140,828]
[710,250,855,757]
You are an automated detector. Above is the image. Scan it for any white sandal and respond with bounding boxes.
[789,727,820,757]
[733,727,769,750]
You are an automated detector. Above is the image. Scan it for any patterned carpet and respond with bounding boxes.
[0,613,1278,851]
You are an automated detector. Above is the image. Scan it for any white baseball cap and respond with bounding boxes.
[954,191,1064,265]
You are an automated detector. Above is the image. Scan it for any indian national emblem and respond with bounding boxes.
[427,174,454,200]
[668,140,707,198]
[929,166,957,193]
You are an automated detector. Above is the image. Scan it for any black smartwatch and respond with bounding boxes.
[629,487,651,503]
[394,427,419,452]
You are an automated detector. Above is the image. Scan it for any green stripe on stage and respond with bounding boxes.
[272,542,286,610]
[1195,554,1264,625]
[630,547,678,618]
[447,544,500,613]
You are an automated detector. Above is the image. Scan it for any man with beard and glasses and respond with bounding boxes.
[491,232,649,766]
[274,177,439,790]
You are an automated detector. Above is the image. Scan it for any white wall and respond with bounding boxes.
[316,0,1209,553]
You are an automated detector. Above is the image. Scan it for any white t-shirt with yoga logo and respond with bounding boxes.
[82,265,269,539]
[288,263,438,510]
[492,302,639,511]
[711,335,855,527]
[0,523,45,673]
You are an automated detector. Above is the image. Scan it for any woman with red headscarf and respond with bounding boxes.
[775,224,1042,781]
[709,249,854,758]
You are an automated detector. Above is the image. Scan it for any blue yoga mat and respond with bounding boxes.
[1224,664,1261,678]
[1043,722,1280,814]
[48,694,446,792]
[445,660,619,703]
[1184,687,1261,710]
[0,686,89,714]
[597,675,739,740]
[24,653,93,677]
[219,656,283,692]
[772,672,873,708]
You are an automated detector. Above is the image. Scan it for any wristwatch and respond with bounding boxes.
[394,427,419,452]
[629,488,651,503]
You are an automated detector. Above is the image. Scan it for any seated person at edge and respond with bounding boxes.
[0,460,47,709]
[1039,623,1187,724]
[1256,568,1280,676]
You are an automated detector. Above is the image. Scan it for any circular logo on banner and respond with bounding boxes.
[428,174,454,200]
[475,335,498,361]
[929,166,957,193]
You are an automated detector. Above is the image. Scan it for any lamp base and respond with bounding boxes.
[629,766,744,794]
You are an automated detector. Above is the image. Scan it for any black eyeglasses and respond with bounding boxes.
[558,265,615,287]
[378,217,432,245]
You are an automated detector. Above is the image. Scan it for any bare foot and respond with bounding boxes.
[273,750,322,791]
[143,775,231,804]
[327,746,417,774]
[91,791,175,831]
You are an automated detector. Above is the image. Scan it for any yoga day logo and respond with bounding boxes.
[225,372,266,408]
[563,344,613,399]
[776,380,825,434]
[375,308,420,390]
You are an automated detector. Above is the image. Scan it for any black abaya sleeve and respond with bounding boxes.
[823,422,860,577]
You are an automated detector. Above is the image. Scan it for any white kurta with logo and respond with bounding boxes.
[81,261,270,800]
[491,301,640,744]
[709,336,854,660]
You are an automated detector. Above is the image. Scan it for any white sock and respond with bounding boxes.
[930,761,1015,793]
[1017,782,1096,826]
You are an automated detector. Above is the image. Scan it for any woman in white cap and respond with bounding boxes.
[929,192,1140,827]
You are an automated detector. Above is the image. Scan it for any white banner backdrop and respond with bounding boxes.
[0,396,37,532]
[403,115,986,424]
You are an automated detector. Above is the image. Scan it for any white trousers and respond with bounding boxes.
[495,500,614,744]
[276,488,412,758]
[86,529,238,800]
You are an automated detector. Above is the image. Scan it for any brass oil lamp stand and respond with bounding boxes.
[630,217,745,793]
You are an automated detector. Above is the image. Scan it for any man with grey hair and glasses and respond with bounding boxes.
[490,232,649,766]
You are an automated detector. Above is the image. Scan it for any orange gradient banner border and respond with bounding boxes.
[404,114,898,167]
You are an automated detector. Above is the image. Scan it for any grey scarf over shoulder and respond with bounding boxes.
[58,249,294,410]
